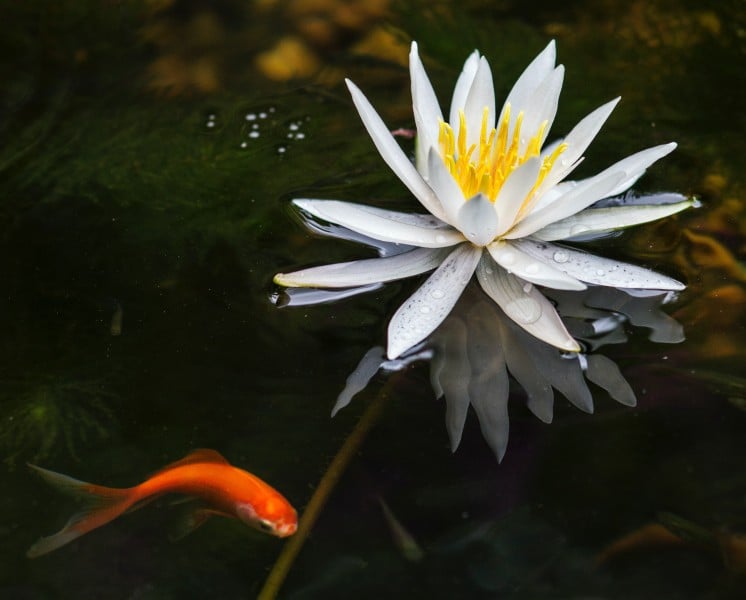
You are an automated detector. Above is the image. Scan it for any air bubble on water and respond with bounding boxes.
[245,113,257,121]
[251,123,259,130]
[287,133,294,139]
[295,133,305,140]
[240,141,248,148]
[553,250,569,263]
[289,123,299,131]
[259,112,268,119]
[249,131,260,139]
[206,121,215,128]
[277,146,287,154]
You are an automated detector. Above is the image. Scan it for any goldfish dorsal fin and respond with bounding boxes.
[151,449,230,476]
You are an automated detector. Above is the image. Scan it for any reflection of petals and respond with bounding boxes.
[345,79,447,221]
[487,240,586,291]
[585,354,636,407]
[274,247,451,288]
[293,199,464,247]
[514,239,685,290]
[467,307,510,461]
[387,244,481,359]
[531,200,694,243]
[476,255,580,351]
[430,318,471,451]
[332,347,385,416]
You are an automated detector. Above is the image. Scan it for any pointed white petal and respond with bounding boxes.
[410,42,443,175]
[505,170,627,239]
[520,65,564,153]
[494,156,542,236]
[604,142,677,197]
[476,254,580,352]
[531,199,693,243]
[456,193,500,246]
[449,50,480,132]
[426,147,466,225]
[274,247,451,288]
[487,240,586,290]
[387,244,481,359]
[539,98,620,193]
[345,79,447,221]
[519,143,678,237]
[498,40,556,135]
[463,57,495,147]
[293,199,464,247]
[514,239,685,290]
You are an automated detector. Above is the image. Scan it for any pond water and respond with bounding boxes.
[1,1,744,598]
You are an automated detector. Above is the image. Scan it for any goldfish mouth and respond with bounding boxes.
[276,522,297,537]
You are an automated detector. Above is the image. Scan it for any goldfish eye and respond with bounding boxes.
[258,519,274,533]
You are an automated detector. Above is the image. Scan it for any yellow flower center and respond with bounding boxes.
[438,104,567,209]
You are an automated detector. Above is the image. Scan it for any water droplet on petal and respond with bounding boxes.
[484,266,493,274]
[522,283,533,293]
[595,268,605,276]
[420,305,431,314]
[498,250,515,266]
[431,289,445,299]
[552,250,569,263]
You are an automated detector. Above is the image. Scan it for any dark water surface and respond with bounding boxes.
[1,1,745,598]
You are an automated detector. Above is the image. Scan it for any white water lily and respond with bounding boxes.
[275,41,694,359]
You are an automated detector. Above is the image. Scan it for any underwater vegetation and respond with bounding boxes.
[0,374,116,468]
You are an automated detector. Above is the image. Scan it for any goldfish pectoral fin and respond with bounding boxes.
[170,508,214,541]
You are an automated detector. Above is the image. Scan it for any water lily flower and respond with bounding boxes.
[274,41,694,359]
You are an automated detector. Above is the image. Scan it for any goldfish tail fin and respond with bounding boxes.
[27,464,135,558]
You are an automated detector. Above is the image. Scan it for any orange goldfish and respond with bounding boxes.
[27,449,297,558]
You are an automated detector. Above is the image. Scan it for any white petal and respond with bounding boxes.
[603,142,677,197]
[463,57,495,147]
[514,239,685,290]
[505,170,627,239]
[456,193,500,246]
[519,65,564,154]
[531,199,693,243]
[274,247,451,288]
[449,50,480,134]
[293,199,464,247]
[410,42,443,175]
[387,244,481,359]
[487,240,586,290]
[493,156,542,236]
[539,98,620,193]
[476,254,580,351]
[426,147,466,225]
[498,40,556,136]
[345,79,447,221]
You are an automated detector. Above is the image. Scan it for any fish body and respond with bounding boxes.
[28,449,297,558]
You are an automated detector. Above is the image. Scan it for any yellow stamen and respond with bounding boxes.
[437,103,567,209]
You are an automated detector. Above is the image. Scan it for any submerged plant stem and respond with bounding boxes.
[257,374,399,600]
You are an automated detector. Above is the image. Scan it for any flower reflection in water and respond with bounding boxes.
[333,284,683,461]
